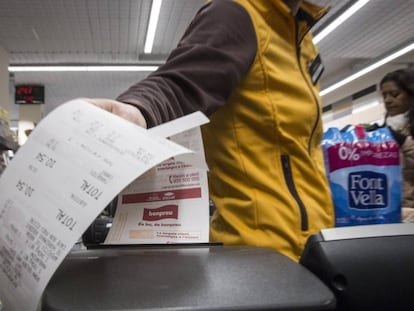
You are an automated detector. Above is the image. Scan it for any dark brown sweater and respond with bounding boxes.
[116,0,257,128]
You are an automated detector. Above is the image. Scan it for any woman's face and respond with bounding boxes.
[380,81,411,116]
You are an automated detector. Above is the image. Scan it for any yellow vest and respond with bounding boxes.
[202,0,334,261]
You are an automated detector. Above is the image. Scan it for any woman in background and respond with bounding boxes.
[378,68,414,222]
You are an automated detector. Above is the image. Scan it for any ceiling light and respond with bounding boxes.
[8,65,159,72]
[320,41,414,97]
[144,0,163,54]
[313,0,371,44]
[352,100,379,114]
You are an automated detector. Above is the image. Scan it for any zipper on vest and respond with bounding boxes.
[281,155,308,231]
[294,20,320,156]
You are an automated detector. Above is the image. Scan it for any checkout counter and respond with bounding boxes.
[42,223,414,311]
[42,244,335,310]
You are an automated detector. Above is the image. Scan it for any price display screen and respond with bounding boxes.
[15,85,45,104]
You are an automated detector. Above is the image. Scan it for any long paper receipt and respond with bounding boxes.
[0,99,208,311]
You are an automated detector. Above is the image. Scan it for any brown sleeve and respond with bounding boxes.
[116,0,257,128]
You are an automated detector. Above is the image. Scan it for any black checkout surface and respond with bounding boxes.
[42,244,335,311]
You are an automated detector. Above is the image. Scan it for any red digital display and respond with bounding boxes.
[15,85,44,104]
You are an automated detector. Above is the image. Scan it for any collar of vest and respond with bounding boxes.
[270,1,329,43]
[276,1,330,26]
[299,1,330,28]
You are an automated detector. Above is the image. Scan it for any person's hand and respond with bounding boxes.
[81,98,147,128]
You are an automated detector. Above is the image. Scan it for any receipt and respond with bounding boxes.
[104,126,210,244]
[0,99,205,311]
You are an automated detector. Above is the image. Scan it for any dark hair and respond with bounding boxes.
[380,68,414,136]
[379,68,414,96]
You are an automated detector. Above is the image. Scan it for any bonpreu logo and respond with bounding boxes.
[348,171,387,209]
[143,204,179,221]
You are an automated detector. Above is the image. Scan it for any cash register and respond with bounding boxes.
[300,223,414,311]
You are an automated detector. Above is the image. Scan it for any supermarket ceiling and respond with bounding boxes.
[1,0,414,116]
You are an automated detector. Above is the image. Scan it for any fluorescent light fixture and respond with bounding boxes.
[352,100,379,114]
[8,65,159,72]
[320,41,414,97]
[313,0,371,44]
[144,0,163,54]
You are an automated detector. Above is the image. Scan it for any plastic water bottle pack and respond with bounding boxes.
[322,125,401,226]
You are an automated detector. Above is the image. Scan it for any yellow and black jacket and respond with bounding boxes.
[118,0,335,261]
